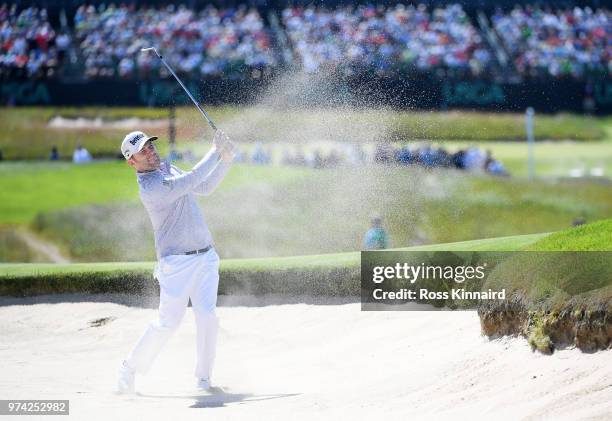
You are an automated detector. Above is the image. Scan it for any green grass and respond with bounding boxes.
[0,161,137,225]
[0,162,312,225]
[0,107,608,159]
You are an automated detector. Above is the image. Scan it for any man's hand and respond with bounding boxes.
[213,130,236,162]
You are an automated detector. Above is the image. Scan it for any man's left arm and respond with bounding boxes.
[191,158,232,196]
[167,132,235,197]
[190,134,235,196]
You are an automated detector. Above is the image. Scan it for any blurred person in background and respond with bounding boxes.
[72,144,92,164]
[49,145,59,161]
[364,213,389,250]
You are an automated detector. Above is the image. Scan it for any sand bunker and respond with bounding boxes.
[0,297,610,420]
[48,116,167,130]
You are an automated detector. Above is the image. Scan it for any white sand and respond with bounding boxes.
[0,297,610,420]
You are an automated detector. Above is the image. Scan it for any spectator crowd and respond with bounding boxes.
[492,5,611,79]
[73,4,276,79]
[282,4,493,77]
[0,4,69,79]
[1,3,609,80]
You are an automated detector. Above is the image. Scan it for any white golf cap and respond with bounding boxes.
[121,131,158,160]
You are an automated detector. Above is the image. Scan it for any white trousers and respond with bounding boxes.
[125,249,220,379]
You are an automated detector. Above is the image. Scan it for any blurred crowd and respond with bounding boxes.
[0,4,70,79]
[282,4,492,76]
[1,3,609,81]
[41,139,506,176]
[374,143,508,175]
[493,6,611,79]
[238,142,508,176]
[74,4,276,79]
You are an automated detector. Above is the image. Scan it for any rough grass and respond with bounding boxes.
[13,166,612,262]
[388,111,605,142]
[0,107,607,159]
[0,106,230,160]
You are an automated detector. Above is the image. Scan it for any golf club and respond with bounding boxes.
[141,47,218,131]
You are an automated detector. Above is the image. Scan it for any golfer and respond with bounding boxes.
[117,129,235,394]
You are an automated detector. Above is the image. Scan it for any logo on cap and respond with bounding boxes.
[130,134,144,145]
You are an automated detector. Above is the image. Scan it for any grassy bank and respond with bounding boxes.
[479,219,612,353]
[0,232,545,278]
[0,107,607,159]
[0,232,544,297]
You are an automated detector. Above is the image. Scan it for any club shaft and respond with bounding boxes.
[153,50,217,131]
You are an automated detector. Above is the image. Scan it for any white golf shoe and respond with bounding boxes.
[117,361,136,394]
[196,377,211,391]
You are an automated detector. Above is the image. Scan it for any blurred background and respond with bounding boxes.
[0,0,610,263]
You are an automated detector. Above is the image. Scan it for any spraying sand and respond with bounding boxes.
[0,295,610,420]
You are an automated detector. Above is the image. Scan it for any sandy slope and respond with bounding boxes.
[0,296,610,420]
